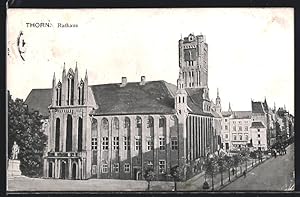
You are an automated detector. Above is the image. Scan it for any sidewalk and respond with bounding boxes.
[215,156,271,190]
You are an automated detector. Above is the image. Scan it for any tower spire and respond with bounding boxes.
[228,102,232,112]
[217,88,219,98]
[52,72,56,88]
[84,69,88,81]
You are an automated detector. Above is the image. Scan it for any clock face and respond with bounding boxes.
[184,49,196,61]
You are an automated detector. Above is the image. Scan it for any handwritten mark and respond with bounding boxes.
[17,31,26,61]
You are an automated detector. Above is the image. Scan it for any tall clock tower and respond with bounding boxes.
[178,33,208,88]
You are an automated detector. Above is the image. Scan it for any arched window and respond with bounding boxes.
[56,82,62,106]
[113,117,119,130]
[124,117,130,129]
[78,80,85,105]
[67,74,75,105]
[179,96,181,103]
[136,116,142,129]
[78,117,83,152]
[55,118,60,152]
[183,97,185,103]
[101,118,109,130]
[147,116,154,128]
[66,114,72,152]
[78,87,81,105]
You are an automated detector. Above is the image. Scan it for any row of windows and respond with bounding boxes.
[100,117,166,130]
[223,125,248,131]
[98,160,166,174]
[233,126,248,131]
[232,121,249,125]
[91,137,178,151]
[224,119,249,125]
[177,96,185,103]
[232,134,249,141]
[100,163,128,173]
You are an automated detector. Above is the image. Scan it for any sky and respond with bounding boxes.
[7,8,294,114]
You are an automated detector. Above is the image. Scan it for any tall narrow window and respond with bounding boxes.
[147,116,154,128]
[91,137,97,150]
[78,117,83,151]
[56,89,59,106]
[66,115,72,152]
[55,118,60,152]
[70,78,74,105]
[136,116,142,128]
[67,79,70,105]
[135,137,141,151]
[78,80,84,105]
[102,137,109,150]
[159,117,165,128]
[159,136,166,150]
[159,160,166,174]
[113,163,119,173]
[171,137,178,150]
[113,137,119,150]
[81,86,84,105]
[124,136,130,150]
[56,82,62,106]
[147,138,153,151]
[78,87,81,105]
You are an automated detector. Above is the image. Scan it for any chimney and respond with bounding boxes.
[120,77,127,87]
[140,76,146,85]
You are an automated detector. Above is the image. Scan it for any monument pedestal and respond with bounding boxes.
[7,159,22,177]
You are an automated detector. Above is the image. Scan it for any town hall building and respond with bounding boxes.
[25,33,222,181]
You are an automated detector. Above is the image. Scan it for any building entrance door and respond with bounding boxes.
[48,162,53,178]
[133,168,141,180]
[61,161,66,179]
[72,163,77,179]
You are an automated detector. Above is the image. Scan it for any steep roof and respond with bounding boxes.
[252,101,265,114]
[25,81,218,117]
[232,111,252,119]
[185,88,214,117]
[221,111,232,117]
[250,121,265,128]
[90,81,176,115]
[25,88,52,117]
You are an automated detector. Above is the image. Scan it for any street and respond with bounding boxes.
[7,144,294,192]
[221,144,294,191]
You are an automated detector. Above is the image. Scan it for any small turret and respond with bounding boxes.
[228,102,232,112]
[215,88,221,113]
[52,72,56,88]
[52,72,56,106]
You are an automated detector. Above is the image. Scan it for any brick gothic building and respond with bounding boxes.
[25,33,221,181]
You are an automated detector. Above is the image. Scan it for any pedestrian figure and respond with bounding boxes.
[243,170,246,178]
[232,168,235,175]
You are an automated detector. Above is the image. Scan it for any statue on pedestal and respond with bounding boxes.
[8,141,22,177]
[11,141,19,160]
